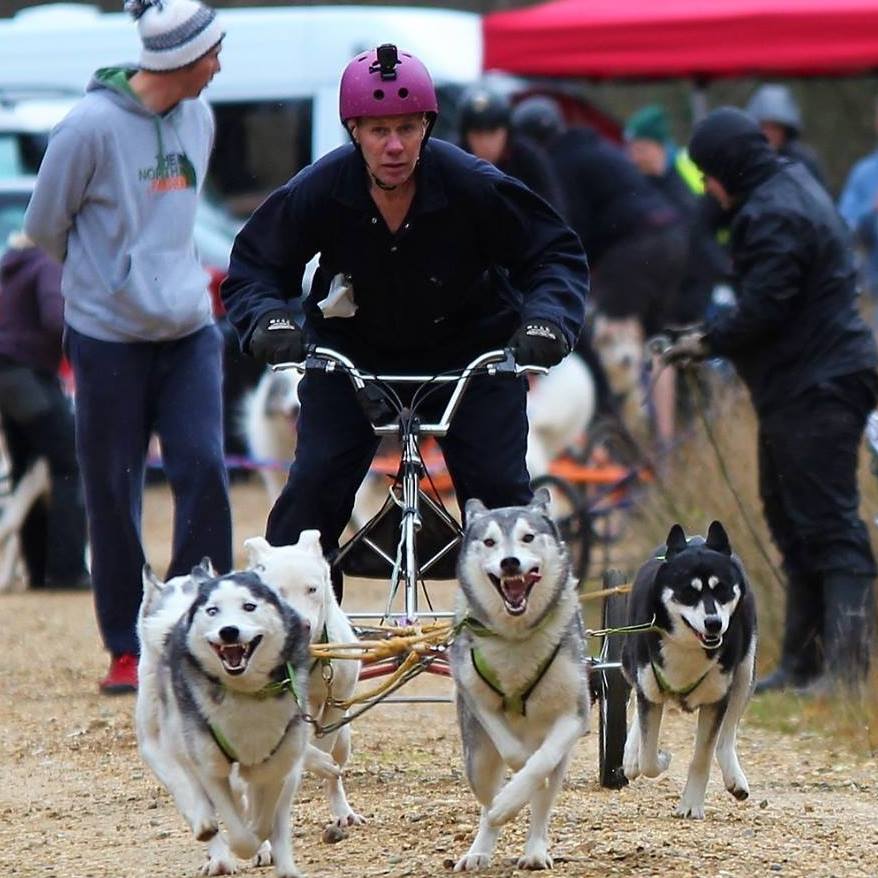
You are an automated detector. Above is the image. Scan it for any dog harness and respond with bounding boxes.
[207,661,305,765]
[461,614,562,716]
[650,659,710,699]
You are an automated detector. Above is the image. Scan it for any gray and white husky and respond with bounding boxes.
[136,566,312,878]
[622,521,757,819]
[451,489,589,872]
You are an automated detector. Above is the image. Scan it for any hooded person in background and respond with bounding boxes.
[625,103,731,326]
[24,0,232,694]
[0,233,89,591]
[746,84,828,190]
[665,107,878,693]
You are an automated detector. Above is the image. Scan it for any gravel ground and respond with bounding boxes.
[1,483,876,878]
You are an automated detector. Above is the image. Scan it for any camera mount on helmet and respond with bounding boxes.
[371,43,400,81]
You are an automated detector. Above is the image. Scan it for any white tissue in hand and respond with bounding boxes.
[318,273,357,318]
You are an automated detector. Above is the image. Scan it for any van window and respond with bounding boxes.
[0,132,49,176]
[211,99,312,217]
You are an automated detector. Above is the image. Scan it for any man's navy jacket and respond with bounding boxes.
[221,139,588,371]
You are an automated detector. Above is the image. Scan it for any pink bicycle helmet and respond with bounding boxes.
[339,44,438,125]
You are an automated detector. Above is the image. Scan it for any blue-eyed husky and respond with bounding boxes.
[622,521,757,818]
[451,489,589,871]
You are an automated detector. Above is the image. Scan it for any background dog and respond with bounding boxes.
[136,567,312,878]
[450,489,589,871]
[245,531,364,829]
[621,521,757,819]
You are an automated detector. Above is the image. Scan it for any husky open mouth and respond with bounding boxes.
[211,634,263,675]
[683,618,723,650]
[488,569,542,616]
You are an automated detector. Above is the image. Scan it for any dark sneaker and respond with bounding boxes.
[99,653,138,695]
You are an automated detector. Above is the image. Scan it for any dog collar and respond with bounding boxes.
[650,659,710,698]
[245,661,304,703]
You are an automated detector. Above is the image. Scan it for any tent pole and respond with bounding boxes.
[690,77,709,123]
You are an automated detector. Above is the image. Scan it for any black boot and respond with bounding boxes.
[821,572,875,689]
[754,573,824,694]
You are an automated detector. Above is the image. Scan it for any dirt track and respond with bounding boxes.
[1,483,877,878]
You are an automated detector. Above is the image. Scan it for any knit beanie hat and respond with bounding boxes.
[124,0,224,72]
[625,104,670,144]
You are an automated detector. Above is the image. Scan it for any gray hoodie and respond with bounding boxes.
[24,67,214,342]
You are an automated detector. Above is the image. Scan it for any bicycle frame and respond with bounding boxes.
[274,347,547,626]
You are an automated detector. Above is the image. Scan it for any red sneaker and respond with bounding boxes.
[99,653,138,695]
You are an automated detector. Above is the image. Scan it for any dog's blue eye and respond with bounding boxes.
[484,538,496,547]
[243,602,257,612]
[206,606,218,616]
[522,533,535,543]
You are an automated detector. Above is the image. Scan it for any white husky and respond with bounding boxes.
[245,532,364,828]
[450,490,589,871]
[135,566,312,878]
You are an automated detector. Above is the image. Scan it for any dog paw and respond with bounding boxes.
[623,754,640,781]
[253,841,272,867]
[228,829,261,860]
[332,809,366,827]
[518,850,553,870]
[673,797,705,820]
[200,856,238,876]
[487,788,527,828]
[194,820,220,842]
[641,750,671,778]
[306,746,342,779]
[454,853,491,871]
[727,780,749,801]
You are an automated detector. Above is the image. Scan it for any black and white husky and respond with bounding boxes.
[136,567,312,878]
[451,489,589,871]
[622,521,757,819]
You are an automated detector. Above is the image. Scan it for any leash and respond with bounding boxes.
[682,367,786,591]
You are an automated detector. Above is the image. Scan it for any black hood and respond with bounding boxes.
[688,107,781,198]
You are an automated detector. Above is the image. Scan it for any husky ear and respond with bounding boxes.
[706,520,732,555]
[665,524,688,558]
[244,536,271,566]
[465,498,488,521]
[191,558,216,582]
[296,529,324,557]
[140,564,165,614]
[530,487,551,513]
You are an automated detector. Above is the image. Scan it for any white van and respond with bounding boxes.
[0,3,482,209]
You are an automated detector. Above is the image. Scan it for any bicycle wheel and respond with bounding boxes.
[598,569,630,789]
[530,473,591,583]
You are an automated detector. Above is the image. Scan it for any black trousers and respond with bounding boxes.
[758,371,877,677]
[0,363,88,585]
[266,369,533,557]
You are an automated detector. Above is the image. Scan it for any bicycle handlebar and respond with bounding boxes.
[271,347,548,436]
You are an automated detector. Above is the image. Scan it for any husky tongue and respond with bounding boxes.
[221,645,246,668]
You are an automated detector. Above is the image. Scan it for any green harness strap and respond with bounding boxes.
[209,661,303,764]
[470,641,563,716]
[650,659,710,699]
[309,624,330,675]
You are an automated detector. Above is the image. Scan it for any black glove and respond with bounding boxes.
[249,309,304,365]
[508,320,569,368]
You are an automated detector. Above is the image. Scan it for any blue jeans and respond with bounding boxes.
[66,324,232,656]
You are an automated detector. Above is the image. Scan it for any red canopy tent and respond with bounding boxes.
[482,0,878,79]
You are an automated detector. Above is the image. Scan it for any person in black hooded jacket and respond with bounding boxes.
[666,107,878,692]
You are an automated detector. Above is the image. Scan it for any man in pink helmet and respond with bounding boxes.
[222,45,588,596]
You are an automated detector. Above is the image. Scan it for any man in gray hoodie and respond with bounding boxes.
[25,0,231,694]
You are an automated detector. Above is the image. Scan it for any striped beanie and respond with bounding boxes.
[124,0,224,72]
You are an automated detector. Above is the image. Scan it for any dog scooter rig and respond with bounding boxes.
[274,347,547,693]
